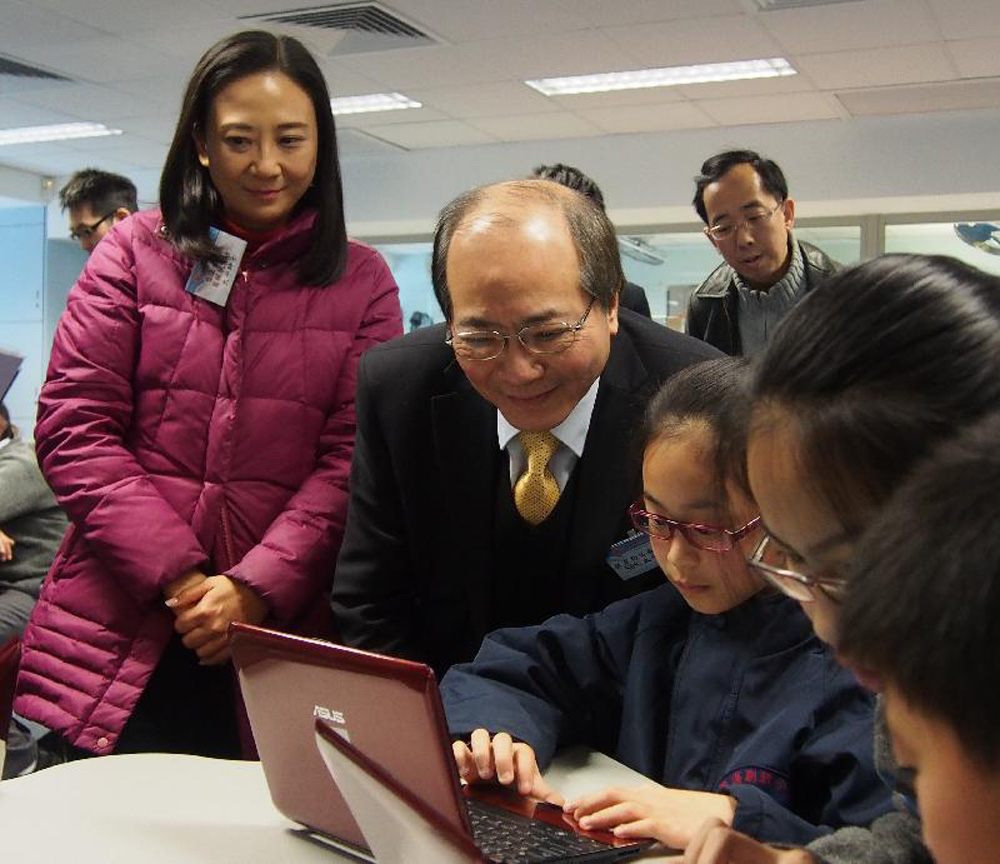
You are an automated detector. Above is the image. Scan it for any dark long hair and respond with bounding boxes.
[159,30,347,285]
[740,254,1000,519]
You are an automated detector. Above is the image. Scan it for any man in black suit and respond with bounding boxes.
[331,180,718,677]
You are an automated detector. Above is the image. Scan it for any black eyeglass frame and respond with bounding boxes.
[445,297,596,361]
[69,211,117,242]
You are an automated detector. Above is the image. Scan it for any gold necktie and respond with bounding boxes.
[514,431,561,526]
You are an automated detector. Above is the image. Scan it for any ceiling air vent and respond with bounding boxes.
[0,55,70,81]
[240,3,440,56]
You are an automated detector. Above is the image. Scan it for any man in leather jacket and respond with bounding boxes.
[686,150,840,356]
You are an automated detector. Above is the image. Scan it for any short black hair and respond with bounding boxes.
[532,163,605,211]
[0,402,11,440]
[58,169,138,215]
[692,149,788,224]
[639,357,750,504]
[160,30,347,286]
[431,179,622,320]
[840,413,1000,766]
[734,255,1000,524]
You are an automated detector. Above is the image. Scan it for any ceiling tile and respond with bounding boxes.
[468,112,603,142]
[566,0,744,27]
[793,43,958,89]
[337,128,407,156]
[32,0,232,36]
[337,106,451,128]
[603,15,784,67]
[550,88,686,110]
[10,36,178,84]
[125,22,253,66]
[381,0,591,42]
[836,78,1000,115]
[576,102,716,134]
[406,81,555,119]
[334,44,502,89]
[456,30,639,80]
[945,37,1000,78]
[760,0,942,53]
[10,83,160,122]
[116,114,180,142]
[674,73,818,100]
[0,3,107,47]
[0,96,77,127]
[924,0,1000,39]
[697,91,841,126]
[361,120,496,149]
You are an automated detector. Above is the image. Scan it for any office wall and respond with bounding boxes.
[0,206,46,437]
[340,107,1000,234]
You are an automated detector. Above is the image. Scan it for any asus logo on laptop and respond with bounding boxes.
[313,705,346,724]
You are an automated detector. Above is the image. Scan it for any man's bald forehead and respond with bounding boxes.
[452,179,579,236]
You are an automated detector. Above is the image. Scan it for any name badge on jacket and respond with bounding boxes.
[607,532,660,581]
[184,227,247,307]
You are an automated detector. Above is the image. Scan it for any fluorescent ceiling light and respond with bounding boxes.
[330,92,421,115]
[0,122,123,146]
[525,58,796,96]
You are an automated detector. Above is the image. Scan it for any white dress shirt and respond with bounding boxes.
[497,376,601,491]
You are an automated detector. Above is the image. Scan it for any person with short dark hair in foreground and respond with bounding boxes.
[680,254,1000,864]
[837,415,1000,864]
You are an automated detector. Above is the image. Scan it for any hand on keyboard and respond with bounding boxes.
[453,729,565,806]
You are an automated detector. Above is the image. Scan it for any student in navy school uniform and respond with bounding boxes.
[441,358,891,850]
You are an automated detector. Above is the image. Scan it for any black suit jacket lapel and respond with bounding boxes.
[431,371,498,642]
[564,329,650,614]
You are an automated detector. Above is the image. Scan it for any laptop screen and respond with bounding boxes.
[230,623,470,855]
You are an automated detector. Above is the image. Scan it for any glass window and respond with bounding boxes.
[373,222,865,336]
[794,225,862,267]
[619,231,716,331]
[620,224,861,331]
[884,221,1000,277]
[371,242,440,333]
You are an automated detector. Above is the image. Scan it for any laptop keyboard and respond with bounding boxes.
[467,798,619,863]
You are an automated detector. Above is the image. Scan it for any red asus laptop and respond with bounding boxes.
[230,622,652,863]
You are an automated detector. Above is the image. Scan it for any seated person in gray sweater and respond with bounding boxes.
[0,403,68,642]
[0,402,68,777]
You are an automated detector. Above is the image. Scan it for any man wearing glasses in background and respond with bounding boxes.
[332,179,717,676]
[59,168,138,255]
[686,150,841,356]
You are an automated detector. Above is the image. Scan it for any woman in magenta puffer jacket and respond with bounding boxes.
[15,31,402,758]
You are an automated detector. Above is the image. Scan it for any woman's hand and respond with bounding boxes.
[564,784,736,850]
[0,529,15,562]
[682,819,817,864]
[452,729,564,805]
[169,575,268,665]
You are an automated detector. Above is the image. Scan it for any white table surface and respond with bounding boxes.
[0,748,677,863]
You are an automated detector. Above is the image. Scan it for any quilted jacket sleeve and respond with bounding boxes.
[34,224,208,608]
[227,250,402,623]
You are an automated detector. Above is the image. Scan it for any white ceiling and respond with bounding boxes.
[1,0,999,204]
